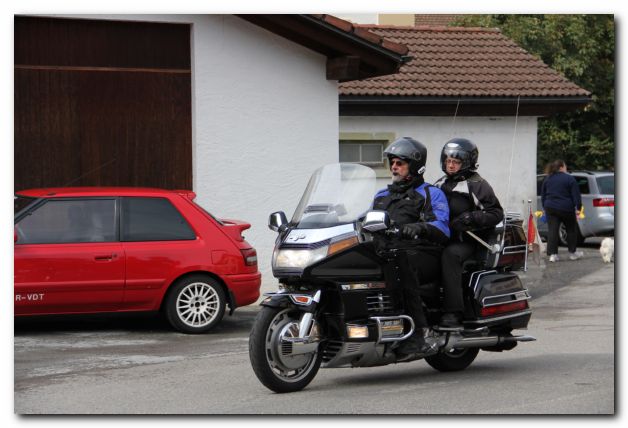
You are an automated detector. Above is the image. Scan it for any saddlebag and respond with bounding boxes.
[466,271,531,330]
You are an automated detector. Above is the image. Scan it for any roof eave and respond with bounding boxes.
[235,14,408,81]
[339,95,592,117]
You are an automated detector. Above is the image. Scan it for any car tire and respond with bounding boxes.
[164,275,226,334]
[558,223,585,247]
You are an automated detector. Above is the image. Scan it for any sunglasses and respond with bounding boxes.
[390,159,407,167]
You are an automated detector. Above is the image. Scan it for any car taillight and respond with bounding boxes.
[240,248,257,266]
[593,198,614,207]
[480,300,528,317]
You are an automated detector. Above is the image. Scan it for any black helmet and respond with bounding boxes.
[440,138,479,176]
[384,137,427,176]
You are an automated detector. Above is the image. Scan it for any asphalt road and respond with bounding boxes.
[14,242,615,414]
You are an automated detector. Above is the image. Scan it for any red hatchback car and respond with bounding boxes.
[14,187,261,333]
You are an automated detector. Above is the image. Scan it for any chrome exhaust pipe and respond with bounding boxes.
[444,334,536,352]
[502,335,536,342]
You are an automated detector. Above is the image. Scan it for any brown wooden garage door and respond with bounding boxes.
[14,16,192,191]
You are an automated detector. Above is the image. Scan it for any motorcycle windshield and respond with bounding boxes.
[291,163,378,229]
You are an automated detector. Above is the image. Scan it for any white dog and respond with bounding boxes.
[600,237,614,263]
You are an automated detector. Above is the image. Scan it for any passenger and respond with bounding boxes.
[373,137,450,357]
[434,138,504,328]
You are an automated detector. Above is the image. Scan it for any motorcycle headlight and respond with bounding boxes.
[274,246,329,269]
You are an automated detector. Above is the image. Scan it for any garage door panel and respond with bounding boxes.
[14,16,192,191]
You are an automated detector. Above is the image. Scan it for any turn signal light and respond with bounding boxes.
[480,300,528,317]
[593,198,614,207]
[328,236,359,256]
[290,295,313,305]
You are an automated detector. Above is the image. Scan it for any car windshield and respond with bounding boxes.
[596,175,614,195]
[291,163,377,229]
[14,195,37,216]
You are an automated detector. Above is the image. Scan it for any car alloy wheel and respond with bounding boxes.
[165,275,226,333]
[177,282,221,328]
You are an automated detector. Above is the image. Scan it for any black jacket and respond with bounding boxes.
[435,172,503,241]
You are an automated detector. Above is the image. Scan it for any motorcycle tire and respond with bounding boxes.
[249,306,322,393]
[425,347,479,372]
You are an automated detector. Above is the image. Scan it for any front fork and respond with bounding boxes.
[261,289,322,355]
[292,289,321,338]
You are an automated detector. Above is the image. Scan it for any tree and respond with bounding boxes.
[454,15,614,171]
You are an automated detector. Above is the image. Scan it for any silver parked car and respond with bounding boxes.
[537,171,614,245]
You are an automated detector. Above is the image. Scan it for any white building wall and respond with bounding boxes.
[340,116,539,217]
[62,14,340,293]
[190,16,338,292]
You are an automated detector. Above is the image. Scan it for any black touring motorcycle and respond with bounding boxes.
[249,163,535,393]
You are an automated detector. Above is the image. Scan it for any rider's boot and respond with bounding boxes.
[396,328,438,358]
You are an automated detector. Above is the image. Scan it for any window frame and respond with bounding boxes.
[595,175,614,195]
[339,141,386,166]
[339,132,396,178]
[14,196,119,244]
[573,175,591,195]
[119,196,197,242]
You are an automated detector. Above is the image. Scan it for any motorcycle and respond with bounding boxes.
[249,163,535,393]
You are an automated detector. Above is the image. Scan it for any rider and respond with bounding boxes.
[434,138,504,328]
[373,137,450,356]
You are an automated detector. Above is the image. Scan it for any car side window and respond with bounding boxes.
[536,176,546,196]
[596,176,614,195]
[574,176,590,194]
[121,197,196,241]
[16,199,116,244]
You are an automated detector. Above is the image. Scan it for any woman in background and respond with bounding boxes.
[541,159,583,262]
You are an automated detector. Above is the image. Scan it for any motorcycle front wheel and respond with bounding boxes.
[424,347,479,372]
[249,306,322,393]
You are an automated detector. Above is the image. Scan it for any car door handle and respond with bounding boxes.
[94,254,116,261]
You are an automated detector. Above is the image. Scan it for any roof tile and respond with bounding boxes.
[381,38,409,55]
[322,14,353,32]
[339,25,590,98]
[352,27,382,44]
[414,14,460,27]
[312,15,409,57]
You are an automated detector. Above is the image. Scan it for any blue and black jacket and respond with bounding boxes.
[373,179,450,247]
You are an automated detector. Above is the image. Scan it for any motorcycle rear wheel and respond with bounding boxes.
[425,347,479,372]
[249,306,322,393]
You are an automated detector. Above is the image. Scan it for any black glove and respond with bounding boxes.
[401,222,428,239]
[450,212,475,232]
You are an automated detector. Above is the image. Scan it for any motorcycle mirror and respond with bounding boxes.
[268,211,288,233]
[362,210,390,232]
